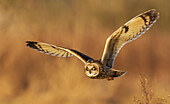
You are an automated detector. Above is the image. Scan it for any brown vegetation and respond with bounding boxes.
[0,0,169,104]
[134,75,169,104]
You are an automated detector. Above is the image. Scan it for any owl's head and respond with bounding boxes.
[84,61,101,78]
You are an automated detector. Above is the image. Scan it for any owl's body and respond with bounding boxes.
[84,60,126,80]
[26,9,159,80]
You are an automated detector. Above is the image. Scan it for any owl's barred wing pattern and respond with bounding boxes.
[101,9,159,68]
[26,41,93,64]
[26,41,73,57]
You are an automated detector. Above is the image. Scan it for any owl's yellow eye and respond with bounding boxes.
[86,67,89,71]
[92,67,96,70]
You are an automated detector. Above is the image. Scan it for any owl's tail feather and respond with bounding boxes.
[112,69,127,78]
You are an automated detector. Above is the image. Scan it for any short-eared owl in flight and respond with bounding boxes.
[26,9,159,80]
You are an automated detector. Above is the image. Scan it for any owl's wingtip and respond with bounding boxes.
[25,41,39,49]
[26,41,37,45]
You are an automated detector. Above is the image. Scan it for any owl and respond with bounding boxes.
[26,9,159,80]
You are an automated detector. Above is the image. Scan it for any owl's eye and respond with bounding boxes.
[86,67,89,71]
[92,67,96,70]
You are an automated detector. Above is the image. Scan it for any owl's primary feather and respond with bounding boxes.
[26,41,93,64]
[101,9,159,68]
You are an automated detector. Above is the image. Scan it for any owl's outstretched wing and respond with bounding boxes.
[101,9,159,68]
[26,41,93,64]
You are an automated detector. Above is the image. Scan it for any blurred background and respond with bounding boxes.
[0,0,169,104]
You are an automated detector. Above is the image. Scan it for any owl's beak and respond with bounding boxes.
[89,70,91,74]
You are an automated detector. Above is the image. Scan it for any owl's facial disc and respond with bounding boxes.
[84,63,100,77]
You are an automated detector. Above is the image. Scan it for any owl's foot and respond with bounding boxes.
[107,77,114,81]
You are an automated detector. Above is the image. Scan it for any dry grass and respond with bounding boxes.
[134,75,169,104]
[0,0,170,104]
[133,75,153,104]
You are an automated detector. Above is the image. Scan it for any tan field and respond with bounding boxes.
[0,0,169,104]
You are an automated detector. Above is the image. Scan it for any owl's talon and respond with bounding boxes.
[107,77,114,81]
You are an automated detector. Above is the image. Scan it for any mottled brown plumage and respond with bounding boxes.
[26,9,159,80]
